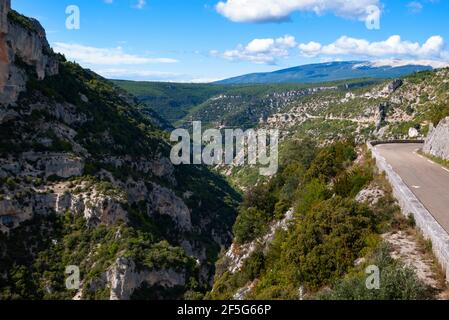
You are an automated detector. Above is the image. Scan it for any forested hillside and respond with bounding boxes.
[0,6,239,300]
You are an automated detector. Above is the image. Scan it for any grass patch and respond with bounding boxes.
[418,150,449,170]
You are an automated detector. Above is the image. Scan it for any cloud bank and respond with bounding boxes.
[53,43,178,65]
[215,0,381,22]
[211,35,297,64]
[298,35,446,60]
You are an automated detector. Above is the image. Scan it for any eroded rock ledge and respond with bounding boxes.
[423,117,449,160]
[0,0,59,106]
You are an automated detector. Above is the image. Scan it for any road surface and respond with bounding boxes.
[375,143,449,234]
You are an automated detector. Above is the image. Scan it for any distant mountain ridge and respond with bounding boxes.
[216,61,434,84]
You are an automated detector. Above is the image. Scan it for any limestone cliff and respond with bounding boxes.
[423,117,449,160]
[0,0,58,105]
[0,0,11,101]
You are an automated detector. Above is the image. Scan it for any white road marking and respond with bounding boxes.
[427,159,435,164]
[412,185,421,189]
[442,167,449,173]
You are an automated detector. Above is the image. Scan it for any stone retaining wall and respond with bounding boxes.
[368,141,449,282]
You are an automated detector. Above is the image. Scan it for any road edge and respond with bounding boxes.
[368,141,449,283]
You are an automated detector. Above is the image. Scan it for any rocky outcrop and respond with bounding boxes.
[0,197,33,233]
[385,79,403,94]
[408,127,419,138]
[149,183,192,231]
[0,0,59,105]
[233,280,258,300]
[376,102,388,131]
[0,0,11,102]
[28,153,84,179]
[106,257,185,300]
[57,191,128,227]
[0,0,8,34]
[0,152,84,179]
[73,257,186,300]
[356,184,386,207]
[0,181,128,233]
[103,155,175,183]
[423,117,449,160]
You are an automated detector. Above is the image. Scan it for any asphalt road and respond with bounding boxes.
[375,143,449,233]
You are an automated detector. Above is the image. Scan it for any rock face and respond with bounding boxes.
[408,127,419,138]
[0,0,58,105]
[0,0,11,100]
[0,0,8,33]
[356,184,385,207]
[386,79,403,94]
[423,117,449,160]
[0,182,128,233]
[0,153,84,179]
[149,183,192,231]
[375,102,388,131]
[106,258,185,300]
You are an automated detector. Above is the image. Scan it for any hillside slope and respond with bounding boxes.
[216,61,433,85]
[210,140,447,300]
[208,66,449,300]
[111,80,229,126]
[260,68,449,144]
[116,79,381,130]
[0,2,239,300]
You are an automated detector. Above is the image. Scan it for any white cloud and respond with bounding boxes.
[96,68,221,83]
[246,39,275,53]
[407,1,423,14]
[133,0,146,9]
[298,35,447,60]
[187,77,225,83]
[211,35,297,64]
[215,0,381,23]
[363,59,449,69]
[95,68,180,79]
[53,43,178,65]
[104,0,146,9]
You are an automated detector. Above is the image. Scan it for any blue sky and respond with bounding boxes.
[11,0,449,82]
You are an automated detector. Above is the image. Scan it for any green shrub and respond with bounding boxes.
[305,141,357,182]
[286,197,376,290]
[233,208,269,244]
[242,248,266,281]
[334,166,373,198]
[318,244,430,300]
[295,179,330,216]
[429,103,449,126]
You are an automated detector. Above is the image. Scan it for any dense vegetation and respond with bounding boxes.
[0,213,198,300]
[114,79,382,130]
[0,17,240,299]
[111,81,229,125]
[209,140,434,300]
[7,10,38,32]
